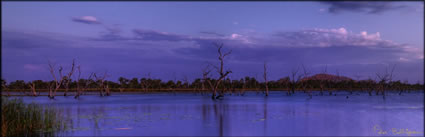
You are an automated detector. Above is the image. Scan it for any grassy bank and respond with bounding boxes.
[1,97,70,137]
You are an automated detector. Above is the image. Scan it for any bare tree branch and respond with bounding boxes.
[263,61,269,96]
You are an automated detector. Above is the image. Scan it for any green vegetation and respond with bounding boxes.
[1,76,423,94]
[1,97,70,136]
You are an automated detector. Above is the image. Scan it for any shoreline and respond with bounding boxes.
[2,90,423,97]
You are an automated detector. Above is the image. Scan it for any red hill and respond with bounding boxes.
[301,73,353,82]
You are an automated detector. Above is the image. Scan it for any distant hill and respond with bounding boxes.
[301,73,353,81]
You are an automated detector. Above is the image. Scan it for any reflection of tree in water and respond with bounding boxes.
[211,102,233,136]
[201,101,271,136]
[85,105,107,136]
[202,102,225,136]
[263,98,268,136]
[213,102,223,136]
[63,105,107,136]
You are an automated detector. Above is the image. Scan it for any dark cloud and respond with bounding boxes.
[322,2,408,14]
[96,24,129,41]
[72,16,102,25]
[132,29,192,42]
[1,30,76,49]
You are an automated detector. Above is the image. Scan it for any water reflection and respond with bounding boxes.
[14,92,424,136]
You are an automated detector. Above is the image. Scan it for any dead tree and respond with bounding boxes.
[105,84,111,96]
[205,42,232,100]
[220,78,230,95]
[289,66,302,95]
[263,61,269,96]
[48,60,65,99]
[376,64,396,100]
[75,68,94,99]
[63,59,76,96]
[94,71,109,97]
[399,80,409,95]
[74,66,82,99]
[27,81,37,97]
[365,76,375,96]
[277,77,290,95]
[83,76,93,95]
[47,81,54,98]
[301,64,312,98]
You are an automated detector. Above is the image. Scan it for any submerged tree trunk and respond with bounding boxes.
[48,83,55,99]
[307,85,312,99]
[291,86,295,94]
[207,43,232,100]
[368,87,373,96]
[398,84,406,96]
[212,87,217,99]
[263,62,269,96]
[286,85,290,96]
[99,85,104,97]
[265,84,269,96]
[29,82,37,97]
[75,87,81,99]
[64,84,69,96]
[382,84,386,100]
[376,85,381,96]
[106,85,111,96]
[289,84,293,96]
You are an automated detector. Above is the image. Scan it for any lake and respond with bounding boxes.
[10,91,424,136]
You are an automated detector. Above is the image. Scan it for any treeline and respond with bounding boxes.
[1,43,423,100]
[2,76,423,92]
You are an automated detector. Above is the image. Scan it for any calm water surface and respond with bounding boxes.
[13,91,424,136]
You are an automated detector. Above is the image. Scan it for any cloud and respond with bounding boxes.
[418,55,424,59]
[72,16,101,24]
[132,29,192,41]
[90,26,421,64]
[199,31,225,37]
[2,27,423,83]
[269,27,401,48]
[1,30,78,49]
[399,57,409,62]
[322,2,408,14]
[97,24,126,41]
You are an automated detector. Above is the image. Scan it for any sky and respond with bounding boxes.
[2,2,424,83]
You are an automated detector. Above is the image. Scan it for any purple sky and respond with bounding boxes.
[2,2,424,83]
